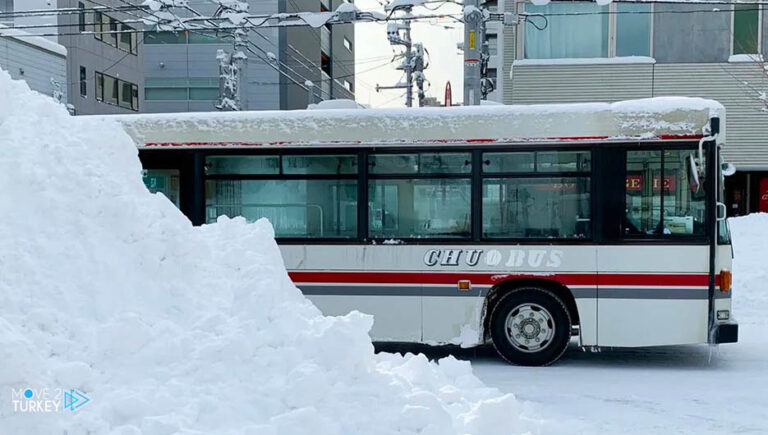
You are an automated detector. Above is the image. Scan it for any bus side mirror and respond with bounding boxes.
[688,154,701,191]
[721,162,736,176]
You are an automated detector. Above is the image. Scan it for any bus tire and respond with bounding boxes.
[490,287,572,366]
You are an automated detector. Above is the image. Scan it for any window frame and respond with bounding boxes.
[204,150,360,240]
[480,148,593,242]
[78,2,86,32]
[93,11,103,40]
[731,3,762,56]
[94,71,139,111]
[198,147,600,244]
[614,143,711,245]
[79,66,87,98]
[367,151,474,241]
[518,1,654,60]
[147,141,722,245]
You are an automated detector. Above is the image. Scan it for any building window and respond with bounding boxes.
[78,2,85,32]
[94,72,139,111]
[525,2,609,59]
[79,66,87,97]
[487,67,497,79]
[145,30,226,44]
[321,52,331,76]
[487,34,498,55]
[146,31,187,44]
[343,37,352,51]
[131,84,139,110]
[94,11,103,40]
[524,2,651,59]
[92,12,137,55]
[108,17,118,47]
[733,4,760,55]
[616,3,652,57]
[144,77,219,101]
[119,23,132,52]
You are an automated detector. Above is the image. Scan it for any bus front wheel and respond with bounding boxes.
[490,288,572,366]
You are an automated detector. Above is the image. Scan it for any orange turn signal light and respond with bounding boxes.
[458,280,472,291]
[720,270,732,292]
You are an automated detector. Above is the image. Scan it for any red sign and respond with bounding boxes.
[626,175,677,192]
[445,81,452,107]
[759,178,768,212]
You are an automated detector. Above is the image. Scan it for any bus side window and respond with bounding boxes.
[367,152,472,239]
[204,154,358,238]
[624,149,706,237]
[481,150,591,239]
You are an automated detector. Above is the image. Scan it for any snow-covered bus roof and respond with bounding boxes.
[99,97,725,149]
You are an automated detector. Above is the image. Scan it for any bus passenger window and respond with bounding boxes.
[367,152,472,239]
[482,177,590,239]
[204,154,358,238]
[624,150,706,236]
[368,179,471,239]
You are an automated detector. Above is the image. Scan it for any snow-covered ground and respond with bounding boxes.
[467,214,768,434]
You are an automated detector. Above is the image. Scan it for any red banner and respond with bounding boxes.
[760,178,768,212]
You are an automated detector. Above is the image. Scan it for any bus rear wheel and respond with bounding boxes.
[490,287,572,366]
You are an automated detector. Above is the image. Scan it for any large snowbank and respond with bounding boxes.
[729,213,768,330]
[0,69,533,434]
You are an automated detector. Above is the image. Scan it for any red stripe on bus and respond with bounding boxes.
[141,134,703,148]
[287,271,711,287]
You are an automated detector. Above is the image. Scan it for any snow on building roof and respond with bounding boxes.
[99,97,725,149]
[0,24,67,57]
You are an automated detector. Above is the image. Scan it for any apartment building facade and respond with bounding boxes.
[488,0,768,215]
[3,0,144,115]
[142,0,354,113]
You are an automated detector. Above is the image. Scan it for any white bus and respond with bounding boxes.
[105,97,738,366]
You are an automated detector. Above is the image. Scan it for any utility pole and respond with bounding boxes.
[413,43,426,107]
[463,1,519,105]
[213,1,249,111]
[376,5,428,107]
[463,0,483,106]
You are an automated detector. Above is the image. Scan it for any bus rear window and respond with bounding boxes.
[624,149,706,236]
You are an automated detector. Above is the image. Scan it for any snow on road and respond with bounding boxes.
[469,214,768,434]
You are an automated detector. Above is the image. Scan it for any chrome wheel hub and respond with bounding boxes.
[505,303,555,353]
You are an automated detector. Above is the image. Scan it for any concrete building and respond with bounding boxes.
[3,0,144,115]
[0,24,68,103]
[142,0,354,113]
[490,0,768,215]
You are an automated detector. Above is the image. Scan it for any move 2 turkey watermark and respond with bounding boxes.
[11,387,90,413]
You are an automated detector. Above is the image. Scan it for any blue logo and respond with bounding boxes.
[63,389,90,411]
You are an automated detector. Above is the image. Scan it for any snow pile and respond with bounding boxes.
[0,70,533,434]
[729,213,768,329]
